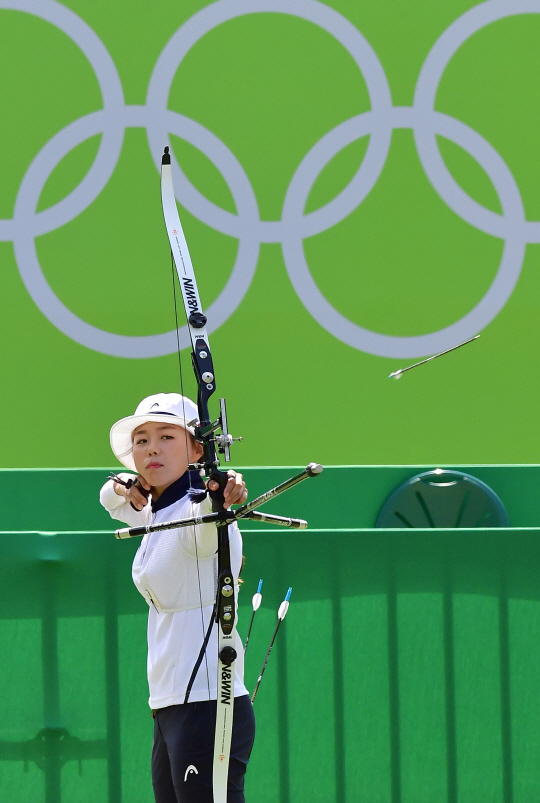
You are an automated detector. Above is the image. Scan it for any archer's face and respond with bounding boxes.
[132,422,203,494]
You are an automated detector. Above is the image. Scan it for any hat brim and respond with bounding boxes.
[110,413,195,471]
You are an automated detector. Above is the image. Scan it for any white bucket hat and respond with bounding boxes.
[110,393,199,471]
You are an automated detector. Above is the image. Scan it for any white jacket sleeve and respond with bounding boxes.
[178,494,219,558]
[99,476,152,528]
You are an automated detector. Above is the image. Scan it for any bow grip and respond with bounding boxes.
[208,469,229,512]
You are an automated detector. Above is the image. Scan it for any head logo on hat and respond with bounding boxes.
[110,393,199,471]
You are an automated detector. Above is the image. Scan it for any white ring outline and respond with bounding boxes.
[13,105,261,356]
[282,106,526,357]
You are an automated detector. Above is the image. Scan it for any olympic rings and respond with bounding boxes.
[0,0,538,358]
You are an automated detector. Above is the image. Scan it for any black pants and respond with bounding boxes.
[152,695,256,803]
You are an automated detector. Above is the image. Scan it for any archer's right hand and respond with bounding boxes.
[113,474,152,511]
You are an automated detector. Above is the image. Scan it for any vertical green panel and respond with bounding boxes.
[288,598,336,803]
[509,599,540,803]
[240,602,282,803]
[342,594,391,803]
[0,761,45,803]
[58,616,107,735]
[0,619,44,737]
[453,595,504,803]
[0,618,44,802]
[398,594,448,803]
[61,761,108,803]
[118,613,153,803]
[57,616,107,802]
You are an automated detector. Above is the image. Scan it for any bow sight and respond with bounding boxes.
[185,398,242,470]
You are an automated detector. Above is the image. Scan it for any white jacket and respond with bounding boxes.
[100,476,247,708]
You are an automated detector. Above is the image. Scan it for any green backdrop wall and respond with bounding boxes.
[1,0,540,468]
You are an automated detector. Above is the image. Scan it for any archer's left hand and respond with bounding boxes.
[207,471,247,509]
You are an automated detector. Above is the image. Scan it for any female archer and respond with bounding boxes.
[100,392,255,803]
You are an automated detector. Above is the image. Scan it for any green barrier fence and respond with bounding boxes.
[1,465,540,802]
